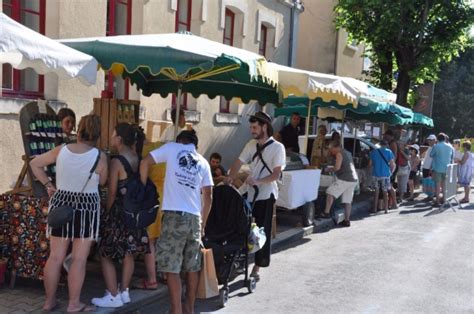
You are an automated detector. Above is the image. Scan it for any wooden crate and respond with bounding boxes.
[93,98,140,151]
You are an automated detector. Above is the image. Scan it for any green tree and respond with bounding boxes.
[432,44,474,138]
[335,0,474,107]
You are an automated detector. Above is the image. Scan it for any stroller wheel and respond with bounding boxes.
[219,287,229,307]
[247,277,257,293]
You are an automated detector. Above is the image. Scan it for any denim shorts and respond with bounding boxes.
[373,176,391,192]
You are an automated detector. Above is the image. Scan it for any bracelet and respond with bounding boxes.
[42,180,51,187]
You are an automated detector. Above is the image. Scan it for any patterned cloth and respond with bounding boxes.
[98,178,150,260]
[156,211,201,273]
[0,194,49,280]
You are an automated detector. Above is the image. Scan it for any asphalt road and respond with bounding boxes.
[138,193,474,313]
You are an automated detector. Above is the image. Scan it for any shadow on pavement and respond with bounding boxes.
[399,206,433,215]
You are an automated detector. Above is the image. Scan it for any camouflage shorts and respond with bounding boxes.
[156,211,202,273]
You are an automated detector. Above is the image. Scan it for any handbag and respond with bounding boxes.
[47,148,100,229]
[196,248,219,299]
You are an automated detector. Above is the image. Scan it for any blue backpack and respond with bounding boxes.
[115,155,159,229]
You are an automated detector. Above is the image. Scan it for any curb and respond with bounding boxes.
[113,198,372,312]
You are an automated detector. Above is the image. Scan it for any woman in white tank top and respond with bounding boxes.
[31,114,107,312]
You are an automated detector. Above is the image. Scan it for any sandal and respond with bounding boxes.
[249,272,260,282]
[460,199,470,204]
[319,212,331,219]
[42,303,60,313]
[132,278,158,290]
[67,304,96,313]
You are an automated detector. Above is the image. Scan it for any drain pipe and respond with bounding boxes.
[287,0,304,66]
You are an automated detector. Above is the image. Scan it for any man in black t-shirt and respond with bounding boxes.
[277,112,301,153]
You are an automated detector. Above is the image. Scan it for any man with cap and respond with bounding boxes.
[140,130,213,314]
[421,134,437,201]
[225,111,286,281]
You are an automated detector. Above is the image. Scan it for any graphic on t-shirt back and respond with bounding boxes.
[176,150,201,189]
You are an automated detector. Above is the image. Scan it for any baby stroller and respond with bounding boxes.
[203,184,259,307]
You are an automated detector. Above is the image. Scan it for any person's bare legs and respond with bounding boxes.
[67,239,94,312]
[167,273,182,314]
[383,191,389,213]
[344,203,352,222]
[100,256,119,295]
[434,180,442,204]
[389,187,398,209]
[43,237,70,311]
[145,239,158,285]
[462,185,470,202]
[323,194,335,215]
[408,179,415,200]
[121,254,135,290]
[372,187,380,213]
[182,271,199,314]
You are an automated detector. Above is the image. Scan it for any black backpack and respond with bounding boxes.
[115,155,160,229]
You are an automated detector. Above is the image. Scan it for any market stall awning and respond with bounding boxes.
[275,96,414,124]
[269,63,358,108]
[62,32,278,105]
[0,13,98,85]
[410,112,434,128]
[342,77,397,104]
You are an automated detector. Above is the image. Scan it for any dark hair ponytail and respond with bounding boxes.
[115,123,146,156]
[133,124,146,157]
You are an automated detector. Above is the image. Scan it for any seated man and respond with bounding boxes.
[209,152,227,185]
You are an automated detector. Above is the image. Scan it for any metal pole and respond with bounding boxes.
[174,86,182,141]
[303,99,312,155]
[353,126,357,157]
[341,112,345,149]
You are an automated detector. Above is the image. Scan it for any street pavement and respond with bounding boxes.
[138,192,474,313]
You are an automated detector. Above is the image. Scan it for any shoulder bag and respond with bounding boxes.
[48,148,100,229]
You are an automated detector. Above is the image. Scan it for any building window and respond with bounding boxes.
[175,0,191,32]
[259,25,267,57]
[171,93,188,110]
[223,9,234,46]
[105,0,132,99]
[2,0,46,99]
[219,8,235,112]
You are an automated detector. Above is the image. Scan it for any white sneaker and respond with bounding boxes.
[91,290,124,308]
[121,288,131,304]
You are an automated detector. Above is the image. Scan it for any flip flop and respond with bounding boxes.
[42,303,60,313]
[67,304,96,313]
[132,278,158,290]
[460,199,469,204]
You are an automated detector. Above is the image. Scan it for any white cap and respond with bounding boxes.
[410,144,420,152]
[427,134,436,140]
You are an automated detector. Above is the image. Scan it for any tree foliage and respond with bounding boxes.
[335,0,474,107]
[432,44,474,138]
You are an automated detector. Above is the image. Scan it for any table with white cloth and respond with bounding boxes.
[276,169,321,209]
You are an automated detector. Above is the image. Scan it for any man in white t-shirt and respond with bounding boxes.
[140,130,213,314]
[160,108,188,142]
[225,111,286,281]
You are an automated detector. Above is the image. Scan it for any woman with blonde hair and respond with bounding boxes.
[31,114,108,312]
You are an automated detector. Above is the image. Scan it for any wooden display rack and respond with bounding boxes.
[93,98,140,152]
